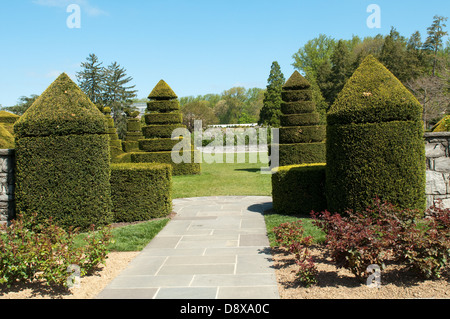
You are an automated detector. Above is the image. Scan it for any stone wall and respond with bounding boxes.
[0,149,15,226]
[425,132,450,209]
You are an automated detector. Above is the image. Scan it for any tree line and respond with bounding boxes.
[287,15,449,129]
[3,15,448,133]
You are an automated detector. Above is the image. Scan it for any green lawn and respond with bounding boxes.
[172,152,272,198]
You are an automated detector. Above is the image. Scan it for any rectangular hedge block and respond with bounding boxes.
[139,137,188,152]
[274,142,326,167]
[145,112,183,125]
[15,134,113,231]
[147,100,180,113]
[281,90,312,102]
[142,124,187,139]
[281,101,316,114]
[280,113,320,127]
[279,126,326,144]
[110,163,173,223]
[131,150,201,176]
[127,119,142,132]
[272,163,327,215]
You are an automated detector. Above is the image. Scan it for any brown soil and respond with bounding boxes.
[272,245,450,299]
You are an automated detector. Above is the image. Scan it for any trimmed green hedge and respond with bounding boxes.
[144,112,183,125]
[326,121,426,213]
[148,80,178,100]
[276,71,325,167]
[14,73,107,138]
[110,163,173,223]
[326,55,425,213]
[281,101,316,114]
[131,151,201,176]
[147,100,180,113]
[0,111,20,124]
[272,163,326,215]
[280,113,320,127]
[15,134,112,230]
[327,55,422,126]
[281,90,312,102]
[142,124,187,139]
[14,73,112,231]
[127,118,142,132]
[276,143,326,167]
[139,137,186,152]
[279,126,326,144]
[282,71,311,90]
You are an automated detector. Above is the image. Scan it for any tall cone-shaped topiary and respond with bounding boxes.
[14,73,112,231]
[122,110,144,153]
[277,71,326,166]
[326,55,425,213]
[130,80,201,175]
[103,107,125,161]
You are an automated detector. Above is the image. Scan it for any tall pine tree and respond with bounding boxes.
[258,61,285,127]
[423,15,448,76]
[76,53,105,109]
[102,61,138,138]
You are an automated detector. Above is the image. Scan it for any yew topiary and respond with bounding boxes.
[326,55,426,213]
[14,73,112,231]
[277,71,326,166]
[130,80,201,175]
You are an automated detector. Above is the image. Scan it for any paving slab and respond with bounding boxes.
[96,196,279,300]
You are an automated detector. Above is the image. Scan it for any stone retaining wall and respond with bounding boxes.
[425,132,450,209]
[0,149,15,226]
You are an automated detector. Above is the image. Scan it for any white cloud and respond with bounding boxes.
[33,0,108,17]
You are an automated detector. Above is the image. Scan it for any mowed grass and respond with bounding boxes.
[172,152,272,198]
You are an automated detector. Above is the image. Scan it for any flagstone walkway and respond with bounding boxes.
[96,196,280,299]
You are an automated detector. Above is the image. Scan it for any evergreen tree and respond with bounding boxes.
[258,61,285,127]
[423,15,448,76]
[380,27,410,83]
[102,61,138,138]
[326,40,352,105]
[76,53,105,108]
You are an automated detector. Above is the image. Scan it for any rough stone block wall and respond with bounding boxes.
[0,149,15,226]
[424,132,450,209]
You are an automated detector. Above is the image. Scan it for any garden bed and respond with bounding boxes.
[272,245,450,299]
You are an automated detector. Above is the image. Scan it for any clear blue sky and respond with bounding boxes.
[0,0,448,106]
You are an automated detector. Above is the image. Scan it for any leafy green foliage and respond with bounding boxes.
[14,74,112,231]
[326,55,425,214]
[327,55,423,126]
[14,73,107,138]
[272,163,326,216]
[0,213,112,288]
[273,220,318,287]
[278,71,326,167]
[312,198,450,280]
[258,61,285,127]
[110,163,172,223]
[15,134,113,231]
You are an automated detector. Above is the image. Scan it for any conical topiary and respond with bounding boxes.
[326,55,425,213]
[130,80,201,175]
[122,110,144,153]
[277,71,326,166]
[14,73,112,230]
[0,111,19,149]
[103,107,125,160]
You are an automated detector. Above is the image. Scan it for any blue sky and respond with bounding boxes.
[0,0,448,106]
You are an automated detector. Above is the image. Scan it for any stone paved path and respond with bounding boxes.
[96,196,280,299]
